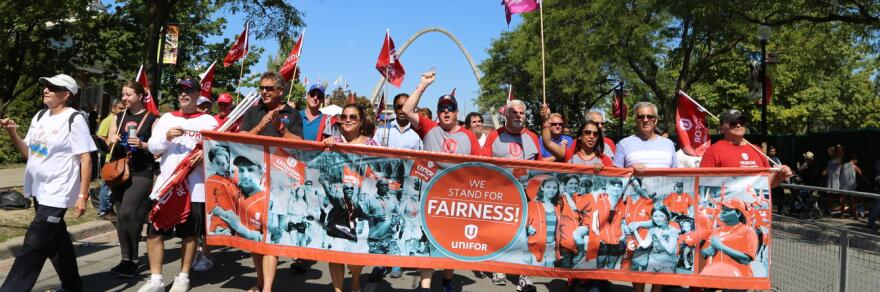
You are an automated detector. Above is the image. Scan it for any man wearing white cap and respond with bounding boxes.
[0,74,96,292]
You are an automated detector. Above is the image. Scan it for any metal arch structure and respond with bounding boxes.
[370,27,483,105]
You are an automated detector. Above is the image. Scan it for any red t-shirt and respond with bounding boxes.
[205,174,240,233]
[699,140,770,168]
[701,223,758,277]
[663,192,693,215]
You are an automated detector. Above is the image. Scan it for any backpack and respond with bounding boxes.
[0,190,30,210]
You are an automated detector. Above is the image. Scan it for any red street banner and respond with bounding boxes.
[280,32,305,81]
[202,131,773,290]
[199,61,217,100]
[675,91,711,156]
[612,88,627,122]
[375,31,405,87]
[223,23,249,67]
[135,65,160,116]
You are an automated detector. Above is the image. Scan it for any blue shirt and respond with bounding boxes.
[539,134,574,159]
[373,121,423,150]
[612,135,678,168]
[300,110,324,141]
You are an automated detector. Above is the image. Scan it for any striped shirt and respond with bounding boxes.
[612,135,677,168]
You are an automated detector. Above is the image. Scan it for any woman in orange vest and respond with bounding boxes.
[526,177,563,267]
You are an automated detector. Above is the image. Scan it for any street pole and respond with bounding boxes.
[758,25,770,143]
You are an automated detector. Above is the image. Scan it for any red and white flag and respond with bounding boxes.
[612,88,627,122]
[135,65,160,116]
[375,30,405,87]
[280,31,305,80]
[343,165,363,187]
[375,92,385,121]
[675,91,711,156]
[199,61,217,100]
[223,22,249,67]
[503,0,540,24]
[499,84,514,114]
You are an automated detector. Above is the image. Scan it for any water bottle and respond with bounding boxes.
[127,125,137,152]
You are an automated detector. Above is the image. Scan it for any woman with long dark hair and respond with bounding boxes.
[526,177,562,267]
[542,120,613,170]
[106,80,159,277]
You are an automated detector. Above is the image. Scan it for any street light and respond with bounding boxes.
[758,25,770,140]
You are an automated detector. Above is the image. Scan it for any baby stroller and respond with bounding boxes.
[784,175,823,219]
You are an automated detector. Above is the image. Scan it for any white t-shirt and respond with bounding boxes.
[676,149,702,168]
[148,111,218,203]
[23,108,97,208]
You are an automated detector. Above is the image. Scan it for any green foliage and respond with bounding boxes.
[479,0,880,137]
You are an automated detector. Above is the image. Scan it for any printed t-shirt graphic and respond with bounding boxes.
[481,128,541,160]
[240,191,267,235]
[415,115,480,156]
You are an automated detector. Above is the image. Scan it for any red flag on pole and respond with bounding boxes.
[199,61,217,100]
[612,88,627,122]
[135,65,160,116]
[223,22,249,67]
[675,91,711,156]
[375,30,405,87]
[343,165,363,187]
[280,31,305,80]
[375,92,385,121]
[502,0,539,24]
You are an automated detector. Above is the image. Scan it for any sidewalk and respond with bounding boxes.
[0,166,24,189]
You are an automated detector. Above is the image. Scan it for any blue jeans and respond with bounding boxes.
[97,183,112,215]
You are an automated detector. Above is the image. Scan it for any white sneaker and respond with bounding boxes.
[192,255,214,272]
[169,276,190,292]
[137,280,165,292]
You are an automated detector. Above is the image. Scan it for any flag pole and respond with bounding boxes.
[286,62,299,105]
[235,59,247,103]
[539,0,547,105]
[382,76,390,147]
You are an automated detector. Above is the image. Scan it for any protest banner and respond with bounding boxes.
[202,131,772,290]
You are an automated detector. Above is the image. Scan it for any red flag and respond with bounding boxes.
[199,61,217,100]
[375,30,405,87]
[364,165,380,180]
[135,65,160,116]
[223,22,249,67]
[270,148,306,187]
[612,88,627,121]
[375,92,385,121]
[280,31,305,80]
[675,91,711,156]
[148,147,200,231]
[342,165,363,187]
[499,85,514,114]
[757,76,773,105]
[502,0,540,24]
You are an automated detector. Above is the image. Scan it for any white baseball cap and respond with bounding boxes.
[38,74,79,95]
[197,96,213,105]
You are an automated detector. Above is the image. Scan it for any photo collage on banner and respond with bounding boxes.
[695,176,771,278]
[201,133,772,289]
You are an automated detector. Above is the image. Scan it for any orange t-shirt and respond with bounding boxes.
[239,191,268,236]
[558,194,594,252]
[702,223,758,277]
[205,174,240,233]
[663,192,693,215]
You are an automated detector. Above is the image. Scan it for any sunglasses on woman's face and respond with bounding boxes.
[582,130,599,137]
[339,114,360,121]
[727,121,747,128]
[44,84,67,93]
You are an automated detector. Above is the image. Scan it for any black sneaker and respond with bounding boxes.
[367,266,388,282]
[290,259,309,273]
[110,260,138,278]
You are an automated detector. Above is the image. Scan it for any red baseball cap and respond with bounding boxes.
[722,198,749,216]
[217,93,233,104]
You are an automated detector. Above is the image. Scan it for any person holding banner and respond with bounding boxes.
[106,80,160,278]
[321,103,379,292]
[0,74,95,292]
[137,78,218,292]
[587,110,616,157]
[374,93,423,151]
[240,72,303,139]
[612,102,677,172]
[536,108,574,162]
[540,105,612,170]
[402,70,481,292]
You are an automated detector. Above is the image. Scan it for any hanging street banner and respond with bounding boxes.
[202,131,773,290]
[162,24,180,65]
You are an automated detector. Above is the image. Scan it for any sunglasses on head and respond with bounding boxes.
[582,129,599,137]
[636,114,657,121]
[259,85,281,92]
[437,104,457,113]
[339,114,360,121]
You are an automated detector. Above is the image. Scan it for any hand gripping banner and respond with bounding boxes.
[202,131,773,290]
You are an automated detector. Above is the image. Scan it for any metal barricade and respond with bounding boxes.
[771,215,880,292]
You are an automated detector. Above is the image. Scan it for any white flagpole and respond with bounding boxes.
[539,0,547,105]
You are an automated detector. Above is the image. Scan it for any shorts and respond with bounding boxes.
[598,241,626,256]
[328,236,356,252]
[148,202,204,238]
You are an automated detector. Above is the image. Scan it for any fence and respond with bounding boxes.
[771,184,880,292]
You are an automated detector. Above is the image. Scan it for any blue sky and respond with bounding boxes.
[215,0,524,113]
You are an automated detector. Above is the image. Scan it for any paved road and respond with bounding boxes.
[0,231,637,292]
[0,167,24,189]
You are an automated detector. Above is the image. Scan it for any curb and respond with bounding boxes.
[0,220,116,261]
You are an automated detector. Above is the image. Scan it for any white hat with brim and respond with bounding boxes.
[197,96,213,105]
[38,74,79,95]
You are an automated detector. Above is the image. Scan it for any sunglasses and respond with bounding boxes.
[549,122,564,127]
[727,121,748,128]
[595,122,605,127]
[339,114,360,121]
[44,84,67,93]
[394,104,405,110]
[582,130,599,137]
[259,86,281,92]
[308,92,324,98]
[636,114,657,121]
[179,87,199,94]
[437,104,457,113]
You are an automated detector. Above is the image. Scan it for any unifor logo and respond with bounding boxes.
[679,118,693,131]
[464,224,479,240]
[442,138,458,153]
[741,152,749,160]
[508,142,523,158]
[286,157,298,167]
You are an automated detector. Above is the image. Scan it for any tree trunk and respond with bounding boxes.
[144,0,173,99]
